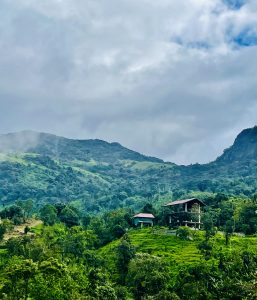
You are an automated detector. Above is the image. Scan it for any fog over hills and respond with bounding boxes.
[0,130,163,163]
[2,126,257,165]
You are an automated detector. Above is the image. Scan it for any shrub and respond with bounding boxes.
[176,226,192,240]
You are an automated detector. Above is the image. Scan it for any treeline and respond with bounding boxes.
[2,192,257,240]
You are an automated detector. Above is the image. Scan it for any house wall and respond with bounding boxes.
[134,217,153,226]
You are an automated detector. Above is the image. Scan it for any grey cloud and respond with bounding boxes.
[0,0,257,164]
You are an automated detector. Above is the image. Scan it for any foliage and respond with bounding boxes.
[59,206,80,227]
[176,227,192,240]
[40,204,57,226]
[202,211,216,241]
[116,234,135,284]
[224,219,234,246]
[127,253,169,299]
[0,224,6,241]
[0,205,23,225]
[2,129,257,298]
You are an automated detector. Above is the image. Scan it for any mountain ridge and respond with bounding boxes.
[0,130,163,164]
[0,126,257,211]
[2,126,257,166]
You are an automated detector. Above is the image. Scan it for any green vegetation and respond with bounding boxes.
[1,127,257,214]
[2,128,257,298]
[1,191,257,298]
[2,218,257,299]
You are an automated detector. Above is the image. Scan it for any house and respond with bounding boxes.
[164,198,205,229]
[133,213,155,227]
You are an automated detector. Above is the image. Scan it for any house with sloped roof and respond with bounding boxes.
[133,213,155,227]
[164,198,205,229]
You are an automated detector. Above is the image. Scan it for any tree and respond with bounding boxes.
[0,223,6,241]
[153,290,180,300]
[2,257,37,299]
[237,201,257,234]
[202,212,215,242]
[59,206,80,227]
[87,268,117,300]
[218,201,234,227]
[16,199,34,221]
[60,226,96,259]
[224,219,234,246]
[23,199,34,220]
[127,253,169,299]
[0,205,23,224]
[40,204,57,226]
[30,258,81,300]
[142,203,156,215]
[116,234,135,284]
[176,226,192,240]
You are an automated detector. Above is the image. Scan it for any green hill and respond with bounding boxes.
[1,127,257,211]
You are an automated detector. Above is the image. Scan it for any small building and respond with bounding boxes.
[133,213,155,227]
[164,198,205,229]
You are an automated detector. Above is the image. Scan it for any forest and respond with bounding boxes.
[1,193,257,299]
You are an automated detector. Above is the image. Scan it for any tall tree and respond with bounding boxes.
[116,234,135,284]
[40,204,57,226]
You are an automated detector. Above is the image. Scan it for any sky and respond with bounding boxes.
[0,0,257,165]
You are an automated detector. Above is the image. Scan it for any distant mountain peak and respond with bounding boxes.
[217,125,257,163]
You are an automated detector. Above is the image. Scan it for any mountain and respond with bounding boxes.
[0,131,162,163]
[217,126,257,163]
[0,127,257,212]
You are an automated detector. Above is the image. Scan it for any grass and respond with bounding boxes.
[30,222,44,235]
[120,160,174,170]
[98,228,204,279]
[99,227,257,281]
[72,166,111,186]
[128,228,203,270]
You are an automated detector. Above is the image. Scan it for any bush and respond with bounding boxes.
[176,227,192,240]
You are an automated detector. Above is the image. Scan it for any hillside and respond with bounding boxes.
[0,131,162,163]
[99,227,257,284]
[1,127,257,211]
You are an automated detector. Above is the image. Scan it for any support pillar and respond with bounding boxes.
[198,204,201,229]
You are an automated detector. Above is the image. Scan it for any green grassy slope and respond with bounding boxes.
[98,228,257,282]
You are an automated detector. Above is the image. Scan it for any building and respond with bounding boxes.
[133,213,155,227]
[164,198,205,229]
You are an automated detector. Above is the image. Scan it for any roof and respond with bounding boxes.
[163,198,205,207]
[133,213,155,219]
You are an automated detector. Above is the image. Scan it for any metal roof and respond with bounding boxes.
[163,198,205,207]
[133,213,155,219]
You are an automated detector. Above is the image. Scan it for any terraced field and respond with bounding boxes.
[99,227,257,283]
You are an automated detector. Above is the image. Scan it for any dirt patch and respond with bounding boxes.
[4,219,43,241]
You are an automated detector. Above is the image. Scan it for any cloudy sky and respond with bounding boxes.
[0,0,257,164]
